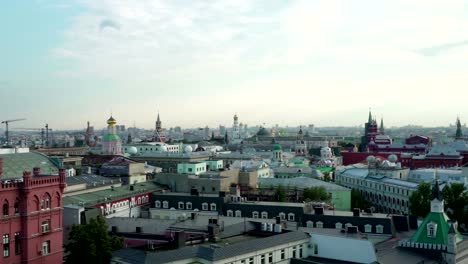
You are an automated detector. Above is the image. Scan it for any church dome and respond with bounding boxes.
[103,134,121,141]
[107,116,117,125]
[127,146,138,155]
[273,144,282,151]
[184,145,193,153]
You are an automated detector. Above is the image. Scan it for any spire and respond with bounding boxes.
[157,112,161,123]
[380,117,385,134]
[455,116,463,138]
[368,108,372,124]
[431,178,443,201]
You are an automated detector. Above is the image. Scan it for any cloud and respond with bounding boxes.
[415,40,468,57]
[99,19,120,32]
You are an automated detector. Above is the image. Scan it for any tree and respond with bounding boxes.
[303,187,331,202]
[65,216,123,264]
[273,185,286,202]
[351,189,370,210]
[443,183,468,229]
[323,172,332,182]
[409,182,431,217]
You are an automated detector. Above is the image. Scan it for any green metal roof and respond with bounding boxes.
[410,212,463,244]
[62,182,164,207]
[0,152,59,180]
[273,145,282,150]
[103,134,121,141]
[316,166,335,172]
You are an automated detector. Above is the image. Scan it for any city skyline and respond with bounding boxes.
[2,0,468,129]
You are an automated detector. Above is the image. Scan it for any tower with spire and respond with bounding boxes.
[294,126,307,156]
[360,109,379,151]
[380,118,385,135]
[154,112,166,143]
[455,116,463,139]
[230,113,242,143]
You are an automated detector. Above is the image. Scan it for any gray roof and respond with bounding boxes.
[0,151,59,180]
[145,231,310,263]
[258,177,350,192]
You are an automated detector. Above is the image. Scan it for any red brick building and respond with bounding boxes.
[0,158,66,264]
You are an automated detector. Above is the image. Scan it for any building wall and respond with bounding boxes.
[0,169,66,264]
[177,163,207,175]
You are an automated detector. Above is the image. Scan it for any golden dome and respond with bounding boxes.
[107,116,117,125]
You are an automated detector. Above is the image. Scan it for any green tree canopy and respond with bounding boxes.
[273,185,286,202]
[65,216,123,264]
[442,183,468,229]
[350,189,370,210]
[409,182,432,217]
[303,186,331,202]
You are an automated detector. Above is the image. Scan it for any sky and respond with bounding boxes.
[1,0,468,130]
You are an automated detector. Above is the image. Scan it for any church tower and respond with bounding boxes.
[231,114,241,142]
[154,112,166,143]
[380,118,385,135]
[294,126,307,156]
[102,116,123,155]
[455,117,463,139]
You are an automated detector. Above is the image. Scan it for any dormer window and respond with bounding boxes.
[427,222,437,238]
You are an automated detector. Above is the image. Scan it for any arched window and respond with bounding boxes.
[335,222,343,229]
[227,210,233,217]
[279,212,286,220]
[14,199,19,214]
[364,224,372,233]
[235,210,242,217]
[186,202,192,210]
[306,221,314,228]
[261,211,268,219]
[252,211,259,218]
[162,201,168,209]
[178,202,184,209]
[210,203,217,211]
[288,213,295,221]
[155,200,161,208]
[3,201,9,216]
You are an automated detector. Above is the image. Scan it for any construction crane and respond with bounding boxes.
[10,127,46,147]
[1,118,26,145]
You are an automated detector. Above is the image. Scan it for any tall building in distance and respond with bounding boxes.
[154,112,166,143]
[101,116,123,155]
[231,114,242,144]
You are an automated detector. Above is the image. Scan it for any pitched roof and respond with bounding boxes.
[409,212,463,245]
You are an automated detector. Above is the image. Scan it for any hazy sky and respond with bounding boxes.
[1,0,468,130]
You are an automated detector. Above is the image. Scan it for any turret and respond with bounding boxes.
[430,179,444,213]
[455,116,463,139]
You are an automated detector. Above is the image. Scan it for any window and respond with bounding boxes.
[14,233,20,255]
[235,210,242,217]
[314,244,318,255]
[292,246,297,258]
[186,202,192,210]
[268,252,273,262]
[279,212,286,220]
[427,222,437,238]
[14,201,19,214]
[241,260,246,264]
[162,201,168,209]
[288,213,295,221]
[155,200,161,208]
[227,210,233,217]
[316,221,323,228]
[261,254,265,264]
[3,234,9,257]
[41,220,50,233]
[252,211,259,218]
[178,202,184,209]
[248,257,254,264]
[376,225,384,234]
[345,223,353,229]
[335,222,343,229]
[210,203,217,211]
[306,221,314,228]
[45,198,50,209]
[281,249,286,259]
[202,203,208,211]
[261,211,268,219]
[42,241,50,256]
[2,202,8,216]
[299,245,303,258]
[364,224,372,233]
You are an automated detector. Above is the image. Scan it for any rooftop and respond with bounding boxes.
[0,151,59,180]
[258,177,350,192]
[63,182,165,207]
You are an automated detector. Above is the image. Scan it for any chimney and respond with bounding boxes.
[33,167,41,176]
